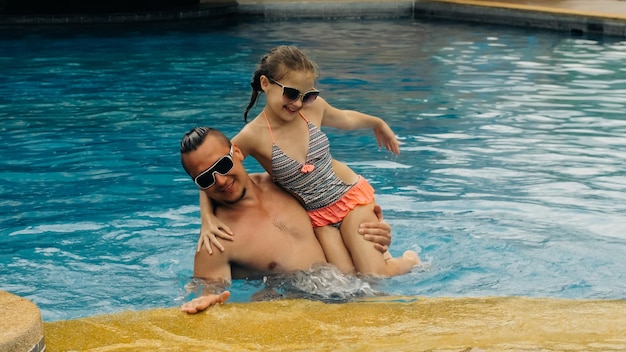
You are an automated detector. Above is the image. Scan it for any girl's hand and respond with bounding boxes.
[373,123,400,155]
[198,214,234,254]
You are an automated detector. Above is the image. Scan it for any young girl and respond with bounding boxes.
[199,45,419,277]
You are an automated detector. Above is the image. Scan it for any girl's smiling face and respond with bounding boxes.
[263,70,318,121]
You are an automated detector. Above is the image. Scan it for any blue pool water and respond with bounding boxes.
[1,18,625,322]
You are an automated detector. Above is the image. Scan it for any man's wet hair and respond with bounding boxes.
[180,126,231,175]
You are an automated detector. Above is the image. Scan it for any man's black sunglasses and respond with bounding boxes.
[194,145,234,189]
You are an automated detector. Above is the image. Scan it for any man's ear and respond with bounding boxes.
[232,144,244,161]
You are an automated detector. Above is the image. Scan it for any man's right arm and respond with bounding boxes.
[181,247,233,314]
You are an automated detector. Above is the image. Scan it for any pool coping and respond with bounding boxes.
[1,0,626,37]
[413,0,626,37]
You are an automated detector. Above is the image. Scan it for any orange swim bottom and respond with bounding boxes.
[307,176,375,228]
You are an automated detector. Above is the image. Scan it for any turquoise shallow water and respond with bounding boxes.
[1,19,625,321]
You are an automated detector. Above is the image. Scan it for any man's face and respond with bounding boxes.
[183,137,246,205]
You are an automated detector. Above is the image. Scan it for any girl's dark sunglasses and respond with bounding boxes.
[268,77,320,105]
[194,146,234,189]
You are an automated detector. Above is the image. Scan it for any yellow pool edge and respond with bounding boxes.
[43,295,626,351]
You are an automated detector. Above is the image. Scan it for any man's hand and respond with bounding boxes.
[359,204,392,253]
[181,291,231,314]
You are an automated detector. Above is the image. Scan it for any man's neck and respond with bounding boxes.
[222,188,247,205]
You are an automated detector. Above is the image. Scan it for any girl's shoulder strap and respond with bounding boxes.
[262,110,276,144]
[298,111,310,123]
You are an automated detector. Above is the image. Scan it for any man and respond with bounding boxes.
[179,127,395,314]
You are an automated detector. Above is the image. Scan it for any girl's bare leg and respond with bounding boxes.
[341,203,419,277]
[314,225,355,274]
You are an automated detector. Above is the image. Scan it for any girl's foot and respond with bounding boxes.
[403,250,421,266]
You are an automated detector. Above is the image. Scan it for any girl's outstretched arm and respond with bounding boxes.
[317,97,400,155]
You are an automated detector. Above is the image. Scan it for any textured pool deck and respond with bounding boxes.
[42,297,626,351]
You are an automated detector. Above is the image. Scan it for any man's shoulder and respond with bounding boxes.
[250,172,273,185]
[249,172,292,200]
